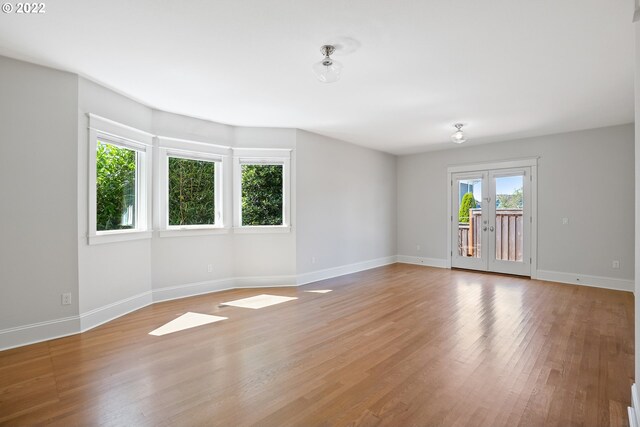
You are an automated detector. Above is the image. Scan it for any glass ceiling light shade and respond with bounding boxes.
[312,45,343,83]
[451,123,467,144]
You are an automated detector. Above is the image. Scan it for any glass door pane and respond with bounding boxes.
[488,169,531,276]
[457,178,482,259]
[494,175,524,262]
[451,172,488,271]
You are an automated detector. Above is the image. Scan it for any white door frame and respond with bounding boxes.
[487,167,532,275]
[446,157,538,278]
[450,171,488,271]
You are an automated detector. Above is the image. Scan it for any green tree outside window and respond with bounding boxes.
[458,192,477,223]
[96,141,137,231]
[241,164,283,226]
[496,188,523,209]
[168,157,216,226]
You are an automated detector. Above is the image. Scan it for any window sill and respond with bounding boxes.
[233,226,291,234]
[88,230,153,245]
[159,227,231,238]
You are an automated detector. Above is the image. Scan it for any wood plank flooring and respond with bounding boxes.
[0,264,634,426]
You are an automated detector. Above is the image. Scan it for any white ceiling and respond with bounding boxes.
[0,0,634,154]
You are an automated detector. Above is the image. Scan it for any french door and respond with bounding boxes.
[451,167,532,276]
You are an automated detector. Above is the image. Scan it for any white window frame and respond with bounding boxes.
[157,136,231,237]
[233,148,291,233]
[88,114,153,245]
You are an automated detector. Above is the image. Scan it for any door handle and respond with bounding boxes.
[489,226,495,232]
[482,226,488,231]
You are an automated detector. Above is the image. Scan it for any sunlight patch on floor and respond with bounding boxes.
[149,312,227,336]
[220,294,298,309]
[305,290,332,294]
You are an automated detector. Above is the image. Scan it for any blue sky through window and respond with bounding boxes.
[460,175,523,207]
[472,182,482,202]
[496,175,523,195]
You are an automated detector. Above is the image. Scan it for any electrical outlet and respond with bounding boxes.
[562,217,569,225]
[62,293,72,305]
[416,245,421,251]
[207,264,213,273]
[612,260,620,269]
[311,256,316,264]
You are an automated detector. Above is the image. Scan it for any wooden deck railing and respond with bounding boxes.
[458,209,523,261]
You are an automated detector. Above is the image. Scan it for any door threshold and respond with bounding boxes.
[451,267,531,279]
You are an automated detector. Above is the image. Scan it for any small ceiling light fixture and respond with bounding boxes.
[451,123,467,144]
[312,45,343,83]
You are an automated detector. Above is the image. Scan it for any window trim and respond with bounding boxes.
[157,137,230,236]
[88,114,153,245]
[232,148,291,233]
[87,115,293,240]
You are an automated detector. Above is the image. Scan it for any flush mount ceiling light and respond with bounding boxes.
[312,45,343,83]
[451,123,467,144]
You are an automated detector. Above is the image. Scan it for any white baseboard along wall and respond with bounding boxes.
[0,256,633,351]
[0,256,395,351]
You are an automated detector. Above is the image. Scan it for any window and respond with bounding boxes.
[233,149,291,232]
[88,115,292,240]
[168,156,217,226]
[157,136,227,236]
[96,140,138,231]
[241,164,283,226]
[88,114,152,244]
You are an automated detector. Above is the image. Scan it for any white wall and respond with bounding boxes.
[397,124,635,286]
[78,90,299,312]
[0,56,79,330]
[77,78,154,315]
[149,110,236,294]
[1,54,635,353]
[634,20,640,382]
[234,127,297,281]
[296,130,397,277]
[75,84,298,314]
[152,109,234,144]
[150,114,298,293]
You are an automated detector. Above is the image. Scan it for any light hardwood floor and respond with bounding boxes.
[0,264,634,426]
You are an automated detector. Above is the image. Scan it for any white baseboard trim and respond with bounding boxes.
[0,315,81,352]
[152,275,297,304]
[396,255,448,269]
[4,257,631,352]
[0,272,307,351]
[396,257,633,293]
[535,269,634,293]
[80,291,153,332]
[153,278,236,303]
[0,291,156,352]
[296,255,397,286]
[234,275,298,289]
